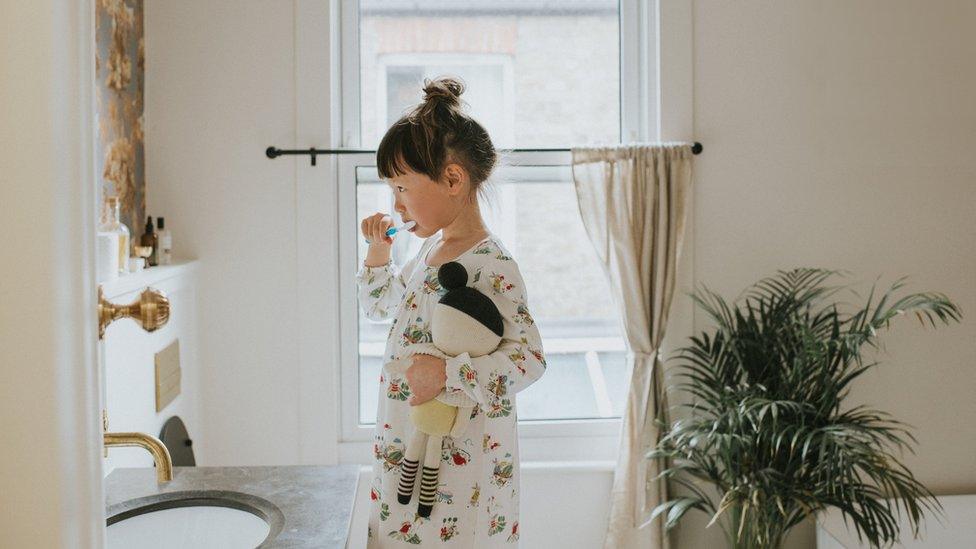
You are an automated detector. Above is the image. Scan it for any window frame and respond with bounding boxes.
[334,0,661,454]
[340,0,648,147]
[373,52,516,148]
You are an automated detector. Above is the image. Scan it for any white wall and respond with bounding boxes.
[143,1,975,548]
[145,1,305,465]
[675,2,976,548]
[0,1,103,547]
[694,0,975,490]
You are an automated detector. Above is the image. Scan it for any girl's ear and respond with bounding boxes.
[442,163,468,194]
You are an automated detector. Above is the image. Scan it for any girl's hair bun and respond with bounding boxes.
[376,73,496,187]
[422,76,464,109]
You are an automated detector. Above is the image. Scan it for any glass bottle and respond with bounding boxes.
[99,196,130,275]
[140,216,158,267]
[157,216,172,265]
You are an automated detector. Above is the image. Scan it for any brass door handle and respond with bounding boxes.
[98,286,170,339]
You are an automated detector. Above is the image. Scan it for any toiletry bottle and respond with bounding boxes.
[157,217,172,265]
[96,231,119,283]
[99,196,130,274]
[140,216,159,266]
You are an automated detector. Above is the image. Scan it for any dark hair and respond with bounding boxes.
[376,76,497,199]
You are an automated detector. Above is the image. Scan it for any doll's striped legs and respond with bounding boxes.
[397,429,426,504]
[417,434,442,518]
[397,430,443,516]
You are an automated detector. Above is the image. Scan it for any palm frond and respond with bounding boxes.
[647,269,961,548]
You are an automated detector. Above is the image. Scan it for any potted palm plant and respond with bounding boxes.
[648,268,962,548]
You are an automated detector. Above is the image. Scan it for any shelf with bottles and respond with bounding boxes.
[99,258,199,301]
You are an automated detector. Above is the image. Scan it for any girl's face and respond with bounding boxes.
[387,164,467,239]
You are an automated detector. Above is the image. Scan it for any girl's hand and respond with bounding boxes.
[406,354,447,406]
[361,212,394,246]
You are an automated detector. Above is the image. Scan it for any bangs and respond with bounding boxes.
[376,120,440,181]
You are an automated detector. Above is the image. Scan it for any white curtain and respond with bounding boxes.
[571,143,693,549]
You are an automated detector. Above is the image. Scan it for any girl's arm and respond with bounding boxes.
[442,255,546,409]
[355,245,424,321]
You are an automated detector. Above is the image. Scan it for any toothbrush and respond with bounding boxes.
[365,220,416,243]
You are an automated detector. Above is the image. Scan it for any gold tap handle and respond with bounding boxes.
[98,286,171,339]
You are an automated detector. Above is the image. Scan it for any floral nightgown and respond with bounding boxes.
[356,231,547,547]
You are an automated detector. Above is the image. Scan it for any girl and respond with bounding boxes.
[357,76,547,547]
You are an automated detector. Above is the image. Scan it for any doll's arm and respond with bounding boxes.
[383,357,413,376]
[384,343,448,378]
[443,257,546,409]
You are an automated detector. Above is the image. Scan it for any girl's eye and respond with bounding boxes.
[396,186,406,192]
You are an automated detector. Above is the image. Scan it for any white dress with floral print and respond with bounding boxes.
[356,232,547,548]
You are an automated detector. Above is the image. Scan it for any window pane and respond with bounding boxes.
[360,0,620,149]
[356,165,628,423]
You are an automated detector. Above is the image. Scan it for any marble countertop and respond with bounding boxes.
[104,465,360,548]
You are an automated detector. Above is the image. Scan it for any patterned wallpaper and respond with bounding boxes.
[95,0,145,236]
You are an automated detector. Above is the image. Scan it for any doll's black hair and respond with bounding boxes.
[437,262,503,337]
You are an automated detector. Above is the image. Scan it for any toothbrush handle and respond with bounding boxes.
[365,227,396,244]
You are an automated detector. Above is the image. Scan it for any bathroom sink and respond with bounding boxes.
[106,493,281,548]
[104,466,358,547]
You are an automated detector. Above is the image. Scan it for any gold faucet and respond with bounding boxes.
[103,412,174,483]
[104,432,174,483]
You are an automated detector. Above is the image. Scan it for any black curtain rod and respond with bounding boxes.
[265,142,702,166]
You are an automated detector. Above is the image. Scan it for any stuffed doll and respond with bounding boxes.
[383,261,504,518]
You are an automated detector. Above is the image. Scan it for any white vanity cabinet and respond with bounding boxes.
[100,260,201,474]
